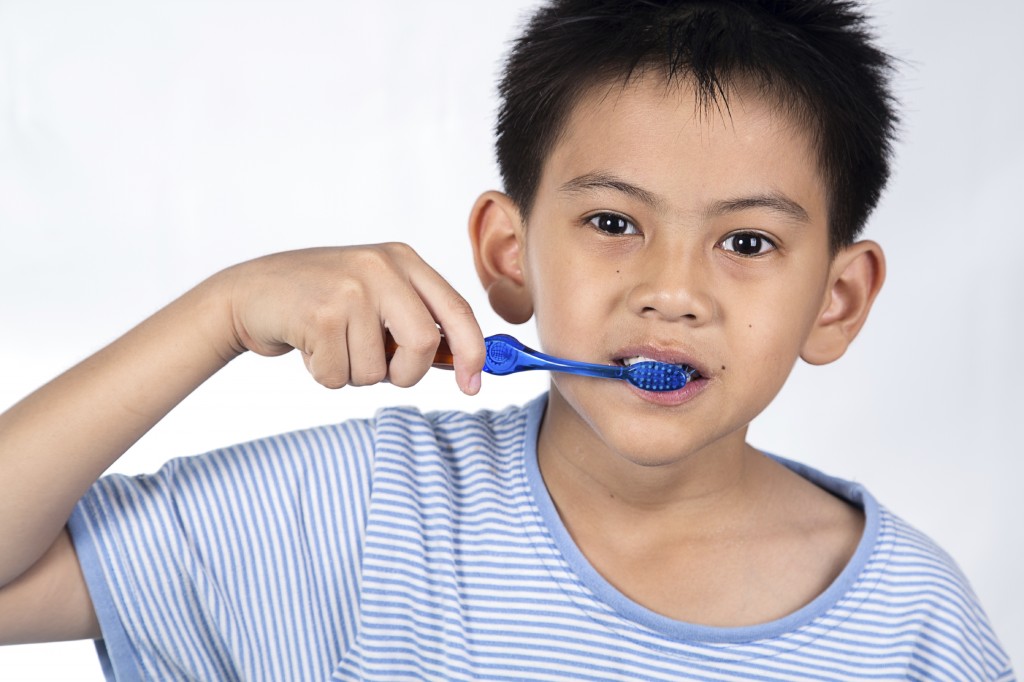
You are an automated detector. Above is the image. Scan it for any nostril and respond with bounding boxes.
[640,308,701,321]
[628,282,714,322]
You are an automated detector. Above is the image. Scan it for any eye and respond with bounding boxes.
[719,231,777,256]
[587,212,639,235]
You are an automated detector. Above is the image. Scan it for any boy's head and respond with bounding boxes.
[495,0,898,252]
[469,0,891,464]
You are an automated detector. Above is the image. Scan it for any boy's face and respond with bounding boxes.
[520,77,834,467]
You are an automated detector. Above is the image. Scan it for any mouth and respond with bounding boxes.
[617,354,704,381]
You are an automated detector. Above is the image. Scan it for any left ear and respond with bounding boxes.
[801,240,886,365]
[467,190,534,324]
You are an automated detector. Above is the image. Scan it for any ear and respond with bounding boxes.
[801,240,886,365]
[468,190,533,324]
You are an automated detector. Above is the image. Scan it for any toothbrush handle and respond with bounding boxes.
[383,331,626,381]
[383,330,454,370]
[481,334,625,380]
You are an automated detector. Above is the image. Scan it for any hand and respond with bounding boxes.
[217,244,486,395]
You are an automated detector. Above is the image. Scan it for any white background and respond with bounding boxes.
[1,0,1020,677]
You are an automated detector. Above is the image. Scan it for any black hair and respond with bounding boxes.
[495,0,899,250]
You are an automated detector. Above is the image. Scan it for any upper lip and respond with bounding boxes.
[612,344,708,378]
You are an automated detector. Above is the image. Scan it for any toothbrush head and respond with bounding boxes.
[625,361,694,392]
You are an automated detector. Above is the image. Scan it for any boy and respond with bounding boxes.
[0,0,1013,680]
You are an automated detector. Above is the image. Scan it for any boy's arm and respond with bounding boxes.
[0,278,234,592]
[0,529,100,643]
[0,245,485,642]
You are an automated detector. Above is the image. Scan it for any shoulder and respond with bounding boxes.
[370,399,539,482]
[769,455,1013,677]
[872,505,989,612]
[372,398,538,457]
[375,398,536,433]
[855,503,1013,678]
[88,398,540,508]
[873,505,979,596]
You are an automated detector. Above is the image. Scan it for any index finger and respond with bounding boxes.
[401,258,486,395]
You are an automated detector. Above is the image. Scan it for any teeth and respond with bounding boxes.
[623,355,702,378]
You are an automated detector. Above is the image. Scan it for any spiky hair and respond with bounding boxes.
[496,0,899,249]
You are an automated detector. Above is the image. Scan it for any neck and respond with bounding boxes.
[536,390,770,537]
[532,391,866,628]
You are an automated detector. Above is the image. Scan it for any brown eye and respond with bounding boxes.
[720,231,776,256]
[588,213,638,235]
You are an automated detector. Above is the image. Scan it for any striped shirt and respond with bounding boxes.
[69,394,1014,681]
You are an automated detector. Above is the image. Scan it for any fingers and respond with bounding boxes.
[394,251,486,395]
[265,244,484,395]
[384,322,440,389]
[345,314,389,387]
[301,296,389,390]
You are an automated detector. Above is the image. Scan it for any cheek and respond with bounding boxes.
[529,249,620,345]
[738,253,829,338]
[741,297,822,379]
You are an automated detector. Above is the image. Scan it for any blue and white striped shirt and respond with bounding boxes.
[69,395,1013,681]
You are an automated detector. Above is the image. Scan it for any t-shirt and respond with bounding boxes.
[68,395,1014,681]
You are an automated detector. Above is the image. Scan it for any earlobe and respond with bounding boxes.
[468,191,534,324]
[801,240,886,365]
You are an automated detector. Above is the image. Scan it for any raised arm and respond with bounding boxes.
[0,244,485,643]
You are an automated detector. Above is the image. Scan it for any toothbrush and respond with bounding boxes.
[384,332,697,392]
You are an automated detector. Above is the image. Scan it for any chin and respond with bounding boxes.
[597,427,702,468]
[594,406,751,467]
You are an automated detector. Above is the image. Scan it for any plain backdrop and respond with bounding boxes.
[1,1,1020,678]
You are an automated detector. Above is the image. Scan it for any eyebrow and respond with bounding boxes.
[559,171,811,224]
[558,172,662,209]
[705,192,811,224]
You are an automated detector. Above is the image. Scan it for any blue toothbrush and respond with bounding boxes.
[385,332,697,392]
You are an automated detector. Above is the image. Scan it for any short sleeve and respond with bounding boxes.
[67,420,376,681]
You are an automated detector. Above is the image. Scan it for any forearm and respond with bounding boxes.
[0,277,239,587]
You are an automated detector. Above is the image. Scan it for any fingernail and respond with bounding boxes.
[467,372,482,395]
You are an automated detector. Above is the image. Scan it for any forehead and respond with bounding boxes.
[541,76,827,222]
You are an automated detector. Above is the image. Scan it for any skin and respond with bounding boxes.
[0,76,884,642]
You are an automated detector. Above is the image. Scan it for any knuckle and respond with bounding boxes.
[348,247,393,277]
[350,363,388,387]
[404,327,442,356]
[306,307,345,339]
[387,370,422,389]
[312,365,349,390]
[299,284,365,332]
[446,292,474,317]
[379,241,416,260]
[464,342,487,368]
[317,374,348,390]
[335,276,369,300]
[353,243,402,274]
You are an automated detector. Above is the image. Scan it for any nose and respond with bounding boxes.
[625,247,715,324]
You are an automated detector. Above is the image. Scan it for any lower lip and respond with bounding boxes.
[626,376,708,406]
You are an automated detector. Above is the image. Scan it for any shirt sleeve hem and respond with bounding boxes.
[68,498,146,682]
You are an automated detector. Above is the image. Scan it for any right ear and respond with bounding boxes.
[468,191,533,324]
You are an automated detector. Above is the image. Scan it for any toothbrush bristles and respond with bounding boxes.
[625,361,694,392]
